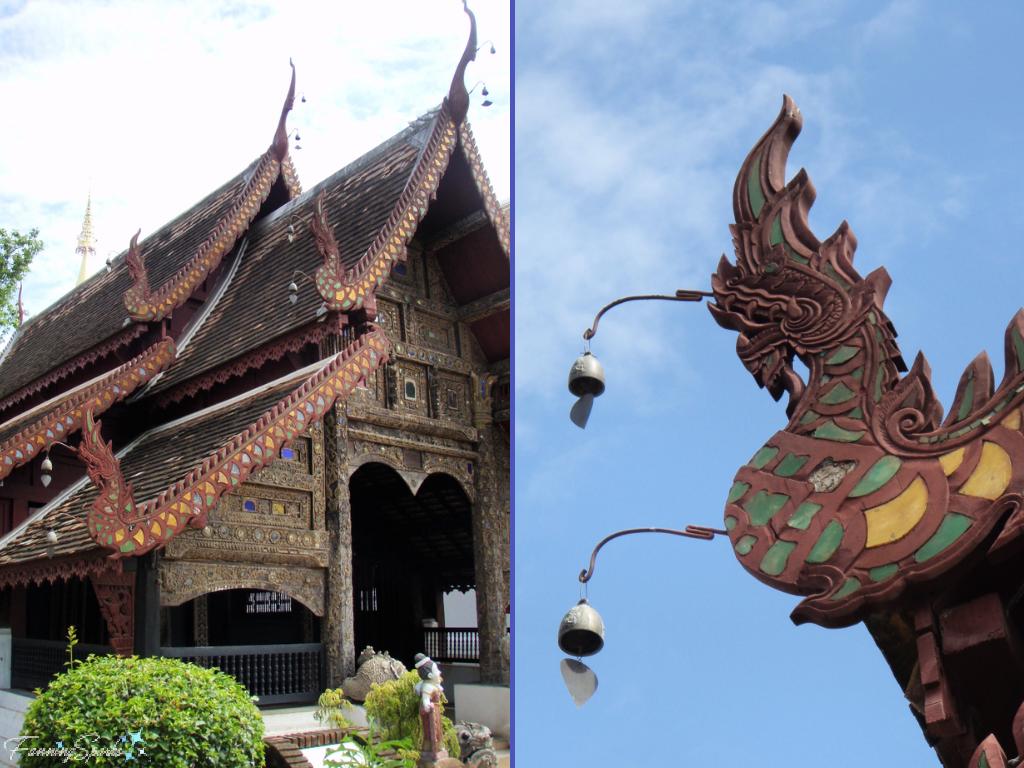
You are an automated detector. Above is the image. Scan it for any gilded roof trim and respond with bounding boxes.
[310,102,459,312]
[459,122,510,257]
[0,339,177,480]
[282,153,303,200]
[122,64,297,322]
[80,326,389,558]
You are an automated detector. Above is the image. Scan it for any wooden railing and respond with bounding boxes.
[12,638,112,691]
[422,627,480,663]
[161,643,325,706]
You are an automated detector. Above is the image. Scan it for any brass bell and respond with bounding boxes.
[557,598,605,657]
[568,352,605,429]
[567,352,605,398]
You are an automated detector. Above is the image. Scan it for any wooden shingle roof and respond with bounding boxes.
[0,372,302,567]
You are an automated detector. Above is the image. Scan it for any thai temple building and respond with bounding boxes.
[0,7,509,714]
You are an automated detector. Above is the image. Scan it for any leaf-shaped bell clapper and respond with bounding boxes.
[40,455,53,488]
[557,598,605,657]
[567,352,605,430]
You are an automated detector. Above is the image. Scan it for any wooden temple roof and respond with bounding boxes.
[0,365,312,568]
[0,63,507,567]
[0,160,262,405]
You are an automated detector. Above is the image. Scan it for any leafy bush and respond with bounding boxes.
[18,654,264,767]
[363,671,459,758]
[315,687,355,728]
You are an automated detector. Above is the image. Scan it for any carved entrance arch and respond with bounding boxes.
[159,561,326,615]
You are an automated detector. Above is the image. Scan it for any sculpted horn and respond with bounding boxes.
[733,95,802,226]
[272,59,297,162]
[447,0,478,125]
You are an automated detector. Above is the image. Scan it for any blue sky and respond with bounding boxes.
[0,0,509,319]
[514,2,1024,765]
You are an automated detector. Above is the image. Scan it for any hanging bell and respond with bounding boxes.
[568,352,605,398]
[568,352,606,429]
[557,598,605,657]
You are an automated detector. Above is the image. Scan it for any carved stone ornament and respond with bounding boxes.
[714,96,1024,629]
[340,646,407,702]
[159,560,326,616]
[455,722,497,768]
[79,327,389,558]
[122,61,298,323]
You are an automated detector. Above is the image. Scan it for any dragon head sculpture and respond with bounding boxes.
[709,96,906,417]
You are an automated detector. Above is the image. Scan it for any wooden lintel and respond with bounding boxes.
[425,210,488,251]
[459,288,510,324]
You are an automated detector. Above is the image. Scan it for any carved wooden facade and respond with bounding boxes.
[0,5,508,694]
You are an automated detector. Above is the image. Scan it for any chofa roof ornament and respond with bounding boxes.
[271,59,297,162]
[447,0,478,125]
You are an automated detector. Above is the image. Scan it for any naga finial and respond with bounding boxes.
[125,229,151,300]
[447,0,478,125]
[272,59,297,162]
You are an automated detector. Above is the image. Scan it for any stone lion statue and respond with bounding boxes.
[340,646,406,702]
[455,722,497,768]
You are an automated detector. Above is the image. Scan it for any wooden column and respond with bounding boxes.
[471,374,510,685]
[133,553,160,657]
[323,402,356,685]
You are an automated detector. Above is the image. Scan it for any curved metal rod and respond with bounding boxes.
[583,290,713,340]
[579,525,728,583]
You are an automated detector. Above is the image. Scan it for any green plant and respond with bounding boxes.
[324,728,418,768]
[18,655,264,767]
[363,671,459,759]
[315,687,355,728]
[64,625,79,670]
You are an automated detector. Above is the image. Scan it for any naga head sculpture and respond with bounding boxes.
[708,95,907,417]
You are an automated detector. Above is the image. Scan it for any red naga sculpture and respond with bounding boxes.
[713,96,1024,766]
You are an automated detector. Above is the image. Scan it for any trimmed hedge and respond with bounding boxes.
[18,655,264,767]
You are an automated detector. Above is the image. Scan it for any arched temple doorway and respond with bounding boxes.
[350,463,474,668]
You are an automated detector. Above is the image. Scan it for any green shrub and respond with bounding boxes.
[363,671,459,758]
[314,687,355,728]
[18,654,264,767]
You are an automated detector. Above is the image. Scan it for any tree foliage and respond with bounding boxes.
[0,228,41,332]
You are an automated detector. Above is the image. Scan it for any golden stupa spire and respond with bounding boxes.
[75,194,97,287]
